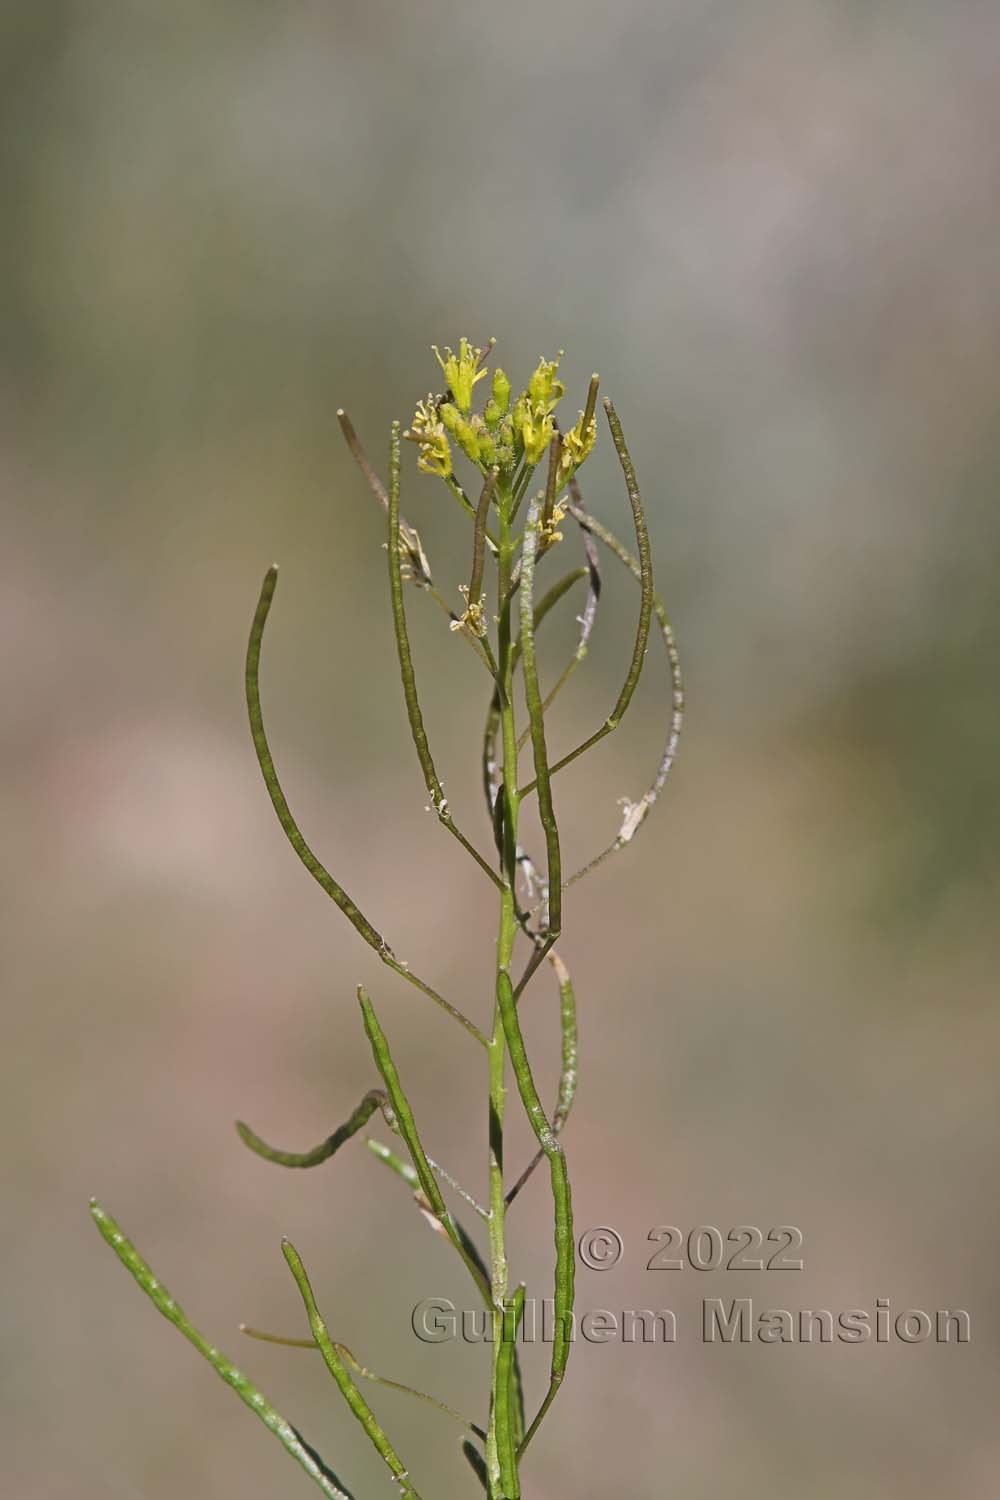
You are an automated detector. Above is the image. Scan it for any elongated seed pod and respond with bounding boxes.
[90,1202,355,1500]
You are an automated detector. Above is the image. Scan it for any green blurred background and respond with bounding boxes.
[4,3,998,1496]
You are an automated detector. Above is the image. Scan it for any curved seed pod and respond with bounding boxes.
[236,1090,391,1169]
[562,497,684,888]
[246,564,487,1047]
[518,396,653,796]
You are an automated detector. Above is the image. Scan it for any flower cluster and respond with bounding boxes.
[403,339,599,503]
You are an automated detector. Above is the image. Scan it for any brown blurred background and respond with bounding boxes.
[3,3,999,1496]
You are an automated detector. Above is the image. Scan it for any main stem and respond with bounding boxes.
[486,484,521,1498]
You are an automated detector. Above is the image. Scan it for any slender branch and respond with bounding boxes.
[90,1203,355,1500]
[240,1325,319,1349]
[245,564,487,1046]
[282,1239,422,1498]
[337,1342,485,1441]
[424,1156,490,1220]
[239,1326,485,1439]
[366,1144,490,1280]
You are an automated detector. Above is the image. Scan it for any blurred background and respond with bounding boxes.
[3,3,999,1496]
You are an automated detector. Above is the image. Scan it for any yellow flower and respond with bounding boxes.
[512,393,555,466]
[418,429,452,478]
[559,411,597,476]
[450,584,487,637]
[507,354,567,468]
[432,338,491,414]
[527,353,565,412]
[405,396,453,479]
[522,408,555,466]
[559,374,600,479]
[541,499,568,548]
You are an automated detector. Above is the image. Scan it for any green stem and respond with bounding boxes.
[496,964,575,1461]
[485,481,522,1500]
